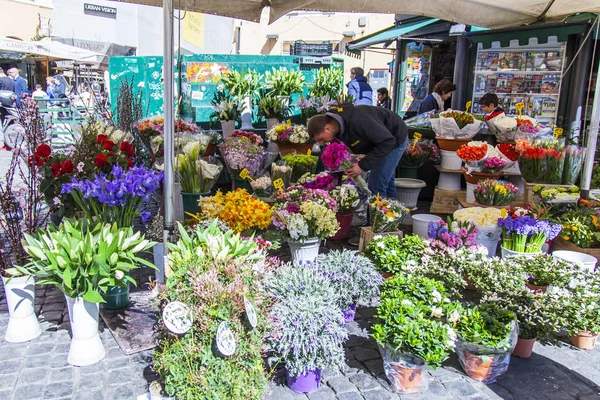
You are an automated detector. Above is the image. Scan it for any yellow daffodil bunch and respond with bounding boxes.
[454,207,503,227]
[199,189,272,233]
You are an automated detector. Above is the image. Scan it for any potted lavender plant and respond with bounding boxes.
[266,264,347,393]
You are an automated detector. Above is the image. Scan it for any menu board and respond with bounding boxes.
[400,42,433,113]
[471,46,565,121]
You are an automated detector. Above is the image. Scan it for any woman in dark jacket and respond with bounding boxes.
[418,79,456,114]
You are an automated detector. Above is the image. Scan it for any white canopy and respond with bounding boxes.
[0,37,102,63]
[118,0,600,28]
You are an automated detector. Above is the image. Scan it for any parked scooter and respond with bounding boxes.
[0,90,25,149]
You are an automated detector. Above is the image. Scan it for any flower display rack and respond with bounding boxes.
[522,178,573,205]
[430,187,467,214]
[358,227,403,253]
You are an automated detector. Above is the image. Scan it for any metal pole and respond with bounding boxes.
[391,38,401,113]
[580,56,600,200]
[451,36,468,110]
[161,0,174,283]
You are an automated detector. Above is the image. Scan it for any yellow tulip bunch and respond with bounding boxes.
[199,189,272,233]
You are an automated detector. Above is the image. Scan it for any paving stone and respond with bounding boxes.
[0,390,11,400]
[337,393,365,400]
[0,373,18,390]
[79,363,105,375]
[307,386,337,400]
[108,368,132,385]
[346,336,367,348]
[74,390,105,400]
[444,379,480,398]
[361,390,398,400]
[17,368,49,385]
[0,360,22,374]
[425,381,449,398]
[543,390,576,400]
[578,393,600,400]
[42,302,67,312]
[39,311,63,322]
[53,342,70,354]
[0,346,27,361]
[264,384,297,400]
[323,368,343,380]
[485,383,515,400]
[349,373,382,392]
[48,366,74,383]
[78,372,104,391]
[327,376,359,394]
[12,383,45,400]
[43,381,73,399]
[352,347,381,363]
[105,384,135,400]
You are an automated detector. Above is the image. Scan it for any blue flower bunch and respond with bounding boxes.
[498,215,561,253]
[62,164,163,227]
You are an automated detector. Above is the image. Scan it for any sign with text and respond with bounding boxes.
[84,3,117,16]
[183,12,205,50]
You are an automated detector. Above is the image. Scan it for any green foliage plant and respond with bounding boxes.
[308,68,344,99]
[281,154,318,183]
[154,221,269,399]
[220,69,262,99]
[451,305,517,353]
[364,234,425,274]
[264,68,305,97]
[14,221,155,303]
[257,95,287,120]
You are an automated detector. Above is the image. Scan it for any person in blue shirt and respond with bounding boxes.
[347,67,373,105]
[418,79,456,114]
[8,68,30,103]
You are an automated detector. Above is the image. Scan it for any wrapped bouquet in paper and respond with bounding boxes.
[369,194,409,233]
[198,156,223,193]
[400,139,440,167]
[473,179,519,206]
[250,174,273,198]
[321,142,370,194]
[456,142,487,169]
[271,161,293,188]
[431,110,483,139]
[517,138,566,184]
[297,171,337,191]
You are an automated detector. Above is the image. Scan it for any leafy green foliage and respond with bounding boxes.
[451,305,516,352]
[15,221,155,302]
[263,68,305,97]
[257,96,287,120]
[220,69,262,99]
[365,234,425,273]
[154,222,269,400]
[308,68,344,99]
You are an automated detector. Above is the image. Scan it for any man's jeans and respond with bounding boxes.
[367,137,408,198]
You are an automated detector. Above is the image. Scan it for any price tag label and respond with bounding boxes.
[216,321,236,357]
[554,127,564,140]
[273,178,284,190]
[239,168,254,181]
[163,302,193,335]
[244,297,258,329]
[465,101,472,113]
[515,102,525,117]
[412,132,422,149]
[306,149,312,156]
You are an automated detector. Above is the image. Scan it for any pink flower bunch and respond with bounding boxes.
[427,219,478,250]
[230,130,263,145]
[321,142,352,171]
[483,156,507,173]
[300,172,337,191]
[273,185,337,211]
[277,126,294,142]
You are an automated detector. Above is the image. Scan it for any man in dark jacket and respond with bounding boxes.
[0,68,14,92]
[307,104,408,197]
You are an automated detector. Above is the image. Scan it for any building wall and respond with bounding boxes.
[238,10,395,90]
[0,0,53,40]
[50,0,234,56]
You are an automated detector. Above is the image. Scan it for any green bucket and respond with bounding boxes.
[102,283,130,310]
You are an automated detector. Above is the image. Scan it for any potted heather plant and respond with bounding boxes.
[314,249,383,323]
[266,264,347,394]
[450,305,517,383]
[329,184,360,240]
[13,221,155,366]
[271,186,339,264]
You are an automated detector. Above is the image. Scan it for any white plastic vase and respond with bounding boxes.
[288,238,320,265]
[395,178,426,209]
[2,275,41,343]
[474,239,500,257]
[501,246,541,259]
[552,250,597,272]
[440,150,462,170]
[437,172,461,191]
[412,214,441,238]
[220,120,235,138]
[466,183,476,203]
[266,118,279,132]
[65,295,105,366]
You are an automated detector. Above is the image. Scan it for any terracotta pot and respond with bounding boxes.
[382,272,395,280]
[462,167,503,185]
[277,142,313,157]
[204,143,216,157]
[526,282,548,293]
[462,351,494,381]
[512,337,536,358]
[390,363,423,393]
[436,137,472,152]
[570,331,598,350]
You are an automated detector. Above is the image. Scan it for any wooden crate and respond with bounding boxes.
[551,236,600,260]
[430,186,466,214]
[522,178,573,205]
[358,227,403,253]
[457,199,525,210]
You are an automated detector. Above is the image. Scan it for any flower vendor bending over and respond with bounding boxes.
[307,104,408,197]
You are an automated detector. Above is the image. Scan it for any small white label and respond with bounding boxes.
[216,321,236,357]
[244,297,257,329]
[162,302,193,334]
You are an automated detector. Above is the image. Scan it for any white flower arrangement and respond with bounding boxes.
[453,207,503,227]
[250,176,272,191]
[330,184,360,214]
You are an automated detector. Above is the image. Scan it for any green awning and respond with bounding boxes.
[467,22,590,49]
[346,18,440,52]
